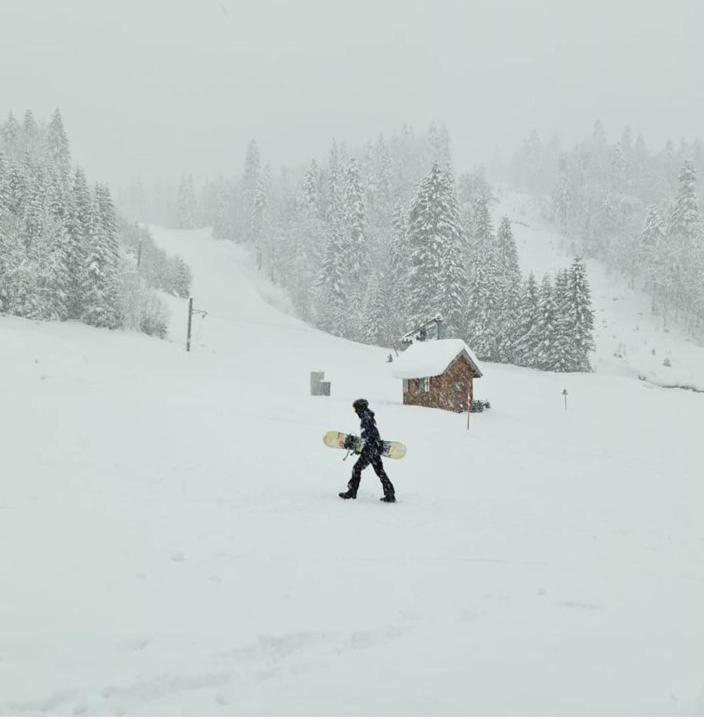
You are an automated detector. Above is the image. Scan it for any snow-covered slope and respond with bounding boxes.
[1,227,703,715]
[497,190,704,390]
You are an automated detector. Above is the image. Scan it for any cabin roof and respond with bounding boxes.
[390,338,483,379]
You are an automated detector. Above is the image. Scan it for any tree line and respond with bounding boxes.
[508,122,704,341]
[163,124,595,372]
[0,109,192,338]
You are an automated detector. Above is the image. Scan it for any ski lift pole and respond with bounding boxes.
[186,297,193,351]
[186,297,208,352]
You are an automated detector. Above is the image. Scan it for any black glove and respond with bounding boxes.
[343,435,355,450]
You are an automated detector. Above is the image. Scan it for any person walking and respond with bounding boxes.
[339,399,396,503]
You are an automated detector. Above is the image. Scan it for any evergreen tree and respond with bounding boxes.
[406,163,466,335]
[22,110,39,161]
[302,160,323,219]
[465,194,500,358]
[211,177,234,239]
[534,274,559,370]
[80,185,122,328]
[317,213,348,336]
[241,139,261,242]
[386,202,409,339]
[566,258,595,371]
[657,160,703,326]
[637,206,666,298]
[361,268,388,345]
[553,154,571,228]
[175,174,197,228]
[552,268,575,371]
[66,168,93,317]
[494,216,521,362]
[342,158,368,339]
[47,109,71,188]
[514,273,540,367]
[251,176,268,269]
[1,112,21,161]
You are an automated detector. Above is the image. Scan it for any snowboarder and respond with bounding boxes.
[339,399,396,503]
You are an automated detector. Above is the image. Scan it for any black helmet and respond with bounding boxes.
[352,398,369,414]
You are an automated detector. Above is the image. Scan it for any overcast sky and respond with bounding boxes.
[1,0,702,187]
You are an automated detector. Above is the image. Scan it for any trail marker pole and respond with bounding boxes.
[562,388,568,411]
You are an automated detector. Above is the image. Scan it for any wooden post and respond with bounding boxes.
[186,297,193,352]
[466,376,473,431]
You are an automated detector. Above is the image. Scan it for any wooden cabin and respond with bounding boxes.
[391,338,483,413]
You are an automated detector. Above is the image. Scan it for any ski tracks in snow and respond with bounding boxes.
[0,625,410,715]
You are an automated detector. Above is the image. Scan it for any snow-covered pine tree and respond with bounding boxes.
[361,268,388,345]
[494,216,521,362]
[1,112,22,161]
[406,162,466,336]
[34,211,71,321]
[251,176,268,270]
[317,212,348,337]
[47,109,71,190]
[211,177,234,239]
[552,268,575,371]
[667,160,703,327]
[513,273,540,368]
[66,168,93,318]
[241,140,261,242]
[175,174,197,229]
[637,206,666,299]
[566,258,595,372]
[326,140,344,221]
[534,274,559,371]
[172,255,192,297]
[288,177,325,323]
[342,158,369,339]
[386,202,410,340]
[22,110,39,162]
[367,135,393,250]
[465,194,500,359]
[80,185,122,328]
[553,154,571,229]
[0,153,19,312]
[302,160,323,220]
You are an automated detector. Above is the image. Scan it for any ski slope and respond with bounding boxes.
[1,225,703,715]
[497,190,704,390]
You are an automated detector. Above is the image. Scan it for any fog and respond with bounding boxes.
[1,0,702,185]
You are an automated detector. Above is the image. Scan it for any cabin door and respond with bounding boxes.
[454,381,468,412]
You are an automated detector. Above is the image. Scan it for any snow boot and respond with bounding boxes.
[339,491,357,500]
[380,494,396,503]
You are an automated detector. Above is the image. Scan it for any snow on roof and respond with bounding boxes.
[391,338,483,379]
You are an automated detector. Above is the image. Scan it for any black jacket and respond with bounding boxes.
[359,410,383,456]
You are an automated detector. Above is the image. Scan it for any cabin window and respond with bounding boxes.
[403,379,409,393]
[417,377,430,393]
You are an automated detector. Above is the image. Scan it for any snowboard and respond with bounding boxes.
[323,430,406,460]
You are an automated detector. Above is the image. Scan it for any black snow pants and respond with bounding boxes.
[348,450,395,497]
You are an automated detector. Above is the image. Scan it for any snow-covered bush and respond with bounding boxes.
[119,268,169,339]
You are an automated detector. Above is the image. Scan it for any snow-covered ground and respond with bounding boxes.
[1,225,703,715]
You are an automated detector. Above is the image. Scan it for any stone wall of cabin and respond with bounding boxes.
[402,355,475,412]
